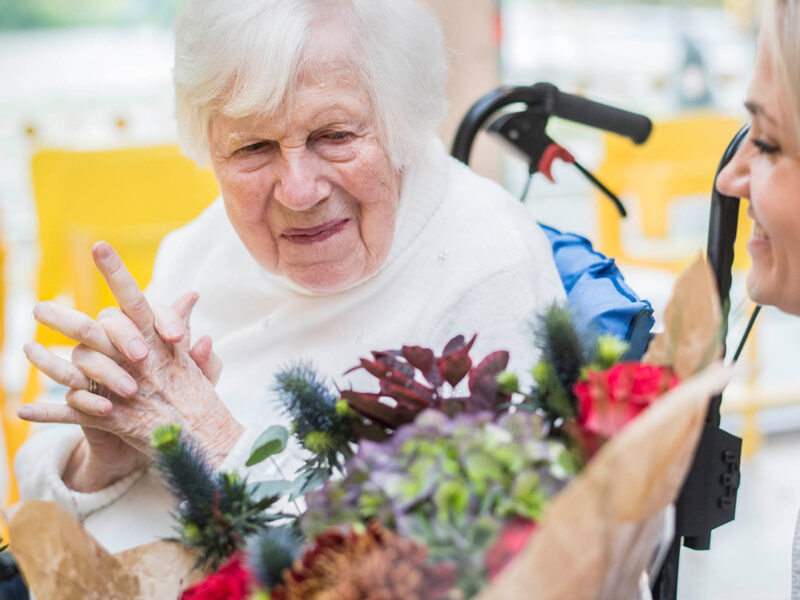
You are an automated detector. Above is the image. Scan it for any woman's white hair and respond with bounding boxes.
[174,0,449,169]
[762,0,800,144]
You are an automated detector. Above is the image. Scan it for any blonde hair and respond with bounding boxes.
[173,0,448,169]
[762,0,800,143]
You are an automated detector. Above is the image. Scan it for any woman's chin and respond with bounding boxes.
[746,270,771,307]
[746,270,800,316]
[285,263,366,295]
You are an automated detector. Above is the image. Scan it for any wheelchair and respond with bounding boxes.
[450,82,748,600]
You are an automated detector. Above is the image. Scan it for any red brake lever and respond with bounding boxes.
[536,143,575,183]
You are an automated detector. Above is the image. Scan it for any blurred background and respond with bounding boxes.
[1,0,797,597]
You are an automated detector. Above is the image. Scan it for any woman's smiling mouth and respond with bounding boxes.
[282,219,350,244]
[752,220,770,240]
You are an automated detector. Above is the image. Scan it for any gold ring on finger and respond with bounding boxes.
[87,378,99,395]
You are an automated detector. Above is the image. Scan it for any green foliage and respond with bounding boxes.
[150,426,282,571]
[247,425,289,467]
[594,334,629,369]
[496,370,520,395]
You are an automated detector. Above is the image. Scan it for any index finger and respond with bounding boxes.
[92,241,155,336]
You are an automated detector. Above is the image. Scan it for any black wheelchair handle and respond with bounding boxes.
[451,82,651,165]
[550,87,652,145]
[707,124,750,312]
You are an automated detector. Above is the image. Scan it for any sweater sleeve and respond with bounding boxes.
[14,425,146,520]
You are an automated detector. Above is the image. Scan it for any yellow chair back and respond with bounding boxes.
[11,144,218,505]
[31,144,219,339]
[595,113,749,272]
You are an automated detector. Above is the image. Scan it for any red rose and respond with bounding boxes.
[484,518,537,580]
[573,362,679,440]
[181,553,253,600]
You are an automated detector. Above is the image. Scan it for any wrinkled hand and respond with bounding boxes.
[21,242,239,491]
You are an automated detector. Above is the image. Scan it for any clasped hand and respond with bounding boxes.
[20,242,243,492]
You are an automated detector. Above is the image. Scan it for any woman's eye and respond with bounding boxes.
[321,131,353,142]
[752,138,780,155]
[238,141,268,153]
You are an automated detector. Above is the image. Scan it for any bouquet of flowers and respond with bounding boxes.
[5,258,730,600]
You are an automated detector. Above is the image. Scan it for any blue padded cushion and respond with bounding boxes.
[539,223,655,360]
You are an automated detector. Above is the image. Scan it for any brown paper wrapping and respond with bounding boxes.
[5,501,204,600]
[643,256,723,378]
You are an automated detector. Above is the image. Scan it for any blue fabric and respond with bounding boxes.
[539,223,655,359]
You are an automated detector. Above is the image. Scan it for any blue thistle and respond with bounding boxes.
[274,363,357,472]
[151,424,216,525]
[151,426,283,571]
[533,303,592,396]
[247,524,302,588]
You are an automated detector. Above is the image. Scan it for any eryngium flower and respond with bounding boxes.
[274,363,357,471]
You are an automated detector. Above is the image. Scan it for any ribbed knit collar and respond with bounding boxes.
[274,134,449,296]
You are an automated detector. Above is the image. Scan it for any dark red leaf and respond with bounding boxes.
[464,333,477,352]
[468,351,510,392]
[401,346,435,374]
[341,390,418,428]
[378,380,434,409]
[423,368,443,388]
[437,349,472,387]
[442,335,466,355]
[372,351,415,379]
[358,358,391,379]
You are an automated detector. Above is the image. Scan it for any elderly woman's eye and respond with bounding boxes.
[322,131,354,142]
[239,141,269,153]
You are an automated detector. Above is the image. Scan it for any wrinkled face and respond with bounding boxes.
[716,36,800,315]
[208,56,401,294]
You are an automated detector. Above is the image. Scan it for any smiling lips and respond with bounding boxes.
[752,221,770,241]
[282,218,350,244]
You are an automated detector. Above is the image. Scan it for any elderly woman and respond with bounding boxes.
[714,0,800,596]
[16,0,564,553]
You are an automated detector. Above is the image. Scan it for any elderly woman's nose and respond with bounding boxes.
[274,151,332,211]
[715,145,750,200]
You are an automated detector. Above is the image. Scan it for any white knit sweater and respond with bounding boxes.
[15,137,565,553]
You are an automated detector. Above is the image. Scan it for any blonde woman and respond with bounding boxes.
[715,0,800,595]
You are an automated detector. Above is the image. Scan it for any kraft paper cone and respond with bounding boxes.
[5,500,204,600]
[478,363,731,600]
[643,256,723,379]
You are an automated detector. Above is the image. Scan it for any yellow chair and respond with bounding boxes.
[10,144,219,505]
[0,237,12,509]
[595,113,749,273]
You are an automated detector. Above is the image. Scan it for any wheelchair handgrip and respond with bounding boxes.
[551,90,652,145]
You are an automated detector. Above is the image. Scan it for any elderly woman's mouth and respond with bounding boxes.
[282,219,350,244]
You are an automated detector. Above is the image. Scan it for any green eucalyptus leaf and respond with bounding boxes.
[248,479,293,500]
[289,468,329,500]
[247,425,290,466]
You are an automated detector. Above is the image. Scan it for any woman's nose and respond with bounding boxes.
[273,150,332,211]
[715,141,750,200]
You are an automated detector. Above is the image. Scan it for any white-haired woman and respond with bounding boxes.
[17,0,565,553]
[714,0,800,596]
